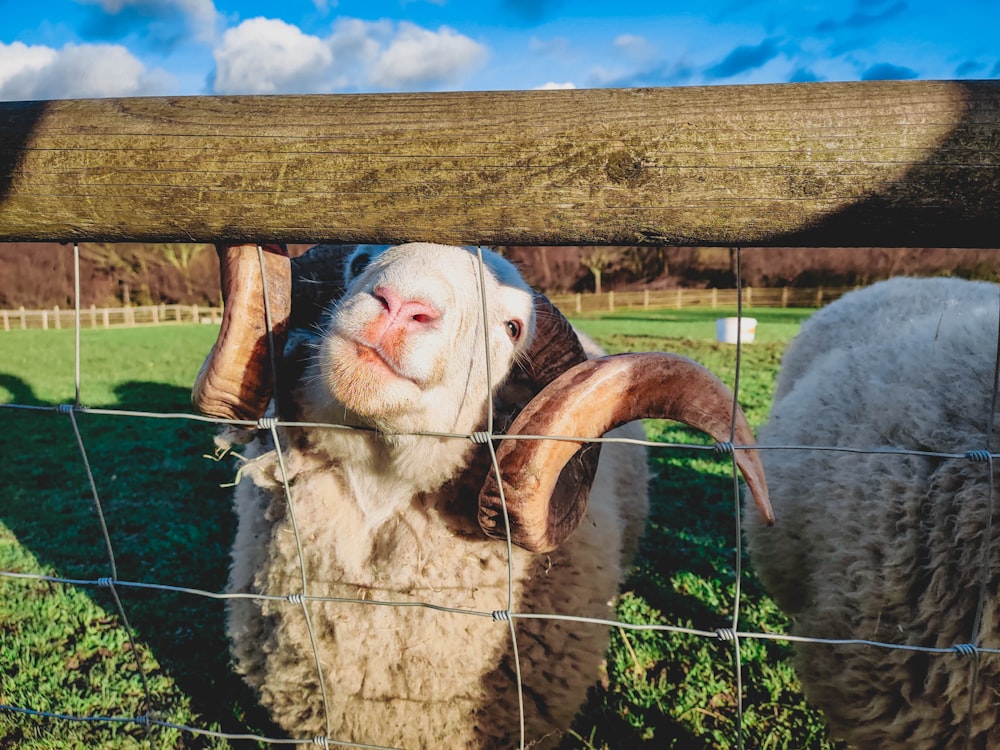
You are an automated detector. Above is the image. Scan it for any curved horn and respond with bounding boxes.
[480,292,604,545]
[479,351,772,554]
[191,243,291,421]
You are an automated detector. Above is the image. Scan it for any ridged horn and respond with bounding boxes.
[479,351,772,554]
[191,243,291,422]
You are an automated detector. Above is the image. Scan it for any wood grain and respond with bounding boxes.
[1,81,998,246]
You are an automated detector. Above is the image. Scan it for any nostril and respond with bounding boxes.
[405,302,440,326]
[373,285,397,314]
[372,285,440,327]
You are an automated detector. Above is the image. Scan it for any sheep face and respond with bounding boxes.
[309,243,535,435]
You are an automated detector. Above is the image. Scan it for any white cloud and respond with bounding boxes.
[529,36,572,56]
[614,33,657,60]
[535,81,575,89]
[210,17,489,94]
[211,17,334,94]
[0,41,173,100]
[368,22,488,89]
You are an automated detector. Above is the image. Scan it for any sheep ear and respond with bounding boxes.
[191,244,292,421]
[478,352,773,554]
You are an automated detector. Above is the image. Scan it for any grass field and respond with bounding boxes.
[0,308,844,749]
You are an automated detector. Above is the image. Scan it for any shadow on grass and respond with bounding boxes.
[1,380,803,749]
[0,380,283,747]
[0,374,43,406]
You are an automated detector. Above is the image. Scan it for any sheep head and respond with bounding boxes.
[193,242,772,553]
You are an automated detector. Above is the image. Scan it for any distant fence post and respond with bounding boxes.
[1,310,7,332]
[18,307,25,330]
[53,306,60,330]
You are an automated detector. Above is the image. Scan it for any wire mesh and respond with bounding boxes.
[0,242,997,750]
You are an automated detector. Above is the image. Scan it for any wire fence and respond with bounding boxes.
[0,243,997,749]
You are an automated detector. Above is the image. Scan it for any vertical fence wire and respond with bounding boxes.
[254,243,335,744]
[73,243,81,406]
[64,242,156,742]
[728,246,746,750]
[475,245,527,750]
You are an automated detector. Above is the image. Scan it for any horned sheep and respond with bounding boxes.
[193,242,772,748]
[745,276,1000,750]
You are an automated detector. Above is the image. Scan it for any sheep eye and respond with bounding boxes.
[349,252,371,278]
[504,319,522,340]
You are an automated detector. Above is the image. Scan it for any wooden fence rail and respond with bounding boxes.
[1,81,998,248]
[2,287,849,330]
[0,304,221,331]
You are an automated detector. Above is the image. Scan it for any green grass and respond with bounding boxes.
[0,312,842,749]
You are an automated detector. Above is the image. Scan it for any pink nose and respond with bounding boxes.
[370,285,441,340]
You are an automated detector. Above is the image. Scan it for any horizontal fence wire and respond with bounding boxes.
[0,242,997,750]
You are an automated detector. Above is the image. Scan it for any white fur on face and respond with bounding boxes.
[316,243,535,433]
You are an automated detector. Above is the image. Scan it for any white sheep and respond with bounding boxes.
[193,242,771,748]
[745,276,1000,750]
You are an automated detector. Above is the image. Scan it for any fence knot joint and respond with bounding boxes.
[964,449,992,463]
[713,441,735,457]
[715,627,737,642]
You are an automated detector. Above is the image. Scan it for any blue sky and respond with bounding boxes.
[0,0,997,100]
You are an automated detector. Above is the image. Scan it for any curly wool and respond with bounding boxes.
[222,244,650,749]
[745,277,1000,750]
[226,423,647,748]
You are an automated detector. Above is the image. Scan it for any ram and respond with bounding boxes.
[193,242,771,748]
[745,276,1000,750]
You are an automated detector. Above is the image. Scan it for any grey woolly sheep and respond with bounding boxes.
[197,242,769,749]
[745,276,1000,750]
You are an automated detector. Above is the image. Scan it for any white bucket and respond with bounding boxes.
[715,317,757,344]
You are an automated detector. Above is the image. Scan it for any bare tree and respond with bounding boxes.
[580,247,622,294]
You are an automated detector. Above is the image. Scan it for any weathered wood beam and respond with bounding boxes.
[0,81,998,247]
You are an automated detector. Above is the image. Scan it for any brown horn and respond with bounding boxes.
[479,351,772,554]
[480,292,604,546]
[191,243,291,422]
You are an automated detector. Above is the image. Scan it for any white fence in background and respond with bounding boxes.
[0,304,221,331]
[2,287,850,331]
